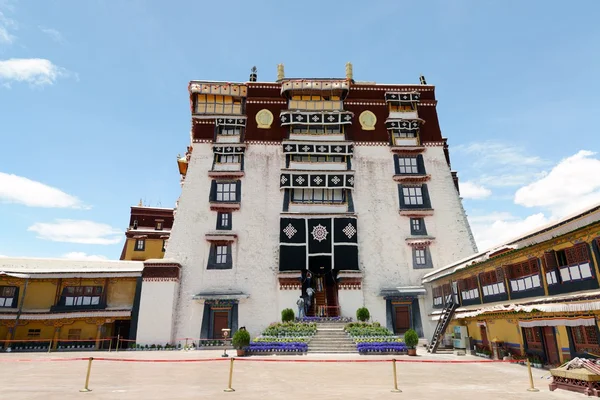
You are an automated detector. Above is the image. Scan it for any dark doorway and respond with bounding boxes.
[543,327,560,365]
[304,270,338,317]
[394,305,411,334]
[212,311,229,339]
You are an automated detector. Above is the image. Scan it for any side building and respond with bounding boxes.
[136,64,477,345]
[422,204,600,365]
[0,258,144,351]
[120,204,174,261]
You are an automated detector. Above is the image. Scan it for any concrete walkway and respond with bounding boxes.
[0,348,578,399]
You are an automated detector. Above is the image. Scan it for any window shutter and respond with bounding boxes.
[565,246,578,265]
[235,180,242,202]
[393,154,400,174]
[207,244,217,269]
[421,184,431,208]
[398,185,405,208]
[347,191,355,213]
[574,243,590,263]
[496,266,505,282]
[240,154,245,171]
[285,154,290,168]
[543,250,558,272]
[209,180,217,201]
[529,258,539,274]
[282,189,290,212]
[416,155,425,174]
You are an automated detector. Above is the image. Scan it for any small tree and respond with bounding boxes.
[281,308,295,322]
[356,307,370,322]
[232,329,251,350]
[404,329,419,349]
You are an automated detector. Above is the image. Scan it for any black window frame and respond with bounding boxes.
[413,247,433,269]
[398,184,432,209]
[394,154,425,175]
[216,212,232,230]
[134,238,146,251]
[291,188,346,204]
[410,218,427,235]
[0,286,18,308]
[207,243,233,270]
[210,180,241,203]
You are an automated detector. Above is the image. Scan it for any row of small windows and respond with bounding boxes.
[290,155,346,163]
[432,240,599,306]
[0,286,107,309]
[195,94,243,115]
[291,188,345,204]
[290,125,343,134]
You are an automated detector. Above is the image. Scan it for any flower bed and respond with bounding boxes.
[357,342,407,354]
[353,337,403,343]
[262,322,317,337]
[245,342,308,354]
[297,316,352,323]
[344,322,393,337]
[253,336,311,343]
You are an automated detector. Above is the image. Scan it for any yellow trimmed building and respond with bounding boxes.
[423,204,600,366]
[120,205,174,261]
[0,258,144,351]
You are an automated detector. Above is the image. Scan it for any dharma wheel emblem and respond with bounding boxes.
[256,109,274,129]
[359,110,377,131]
[311,224,328,242]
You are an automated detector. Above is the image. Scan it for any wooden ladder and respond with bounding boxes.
[427,301,458,353]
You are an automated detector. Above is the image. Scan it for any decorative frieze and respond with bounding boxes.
[280,172,354,189]
[282,142,354,155]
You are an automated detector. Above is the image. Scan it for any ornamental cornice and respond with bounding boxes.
[208,171,245,178]
[246,100,287,105]
[393,174,431,183]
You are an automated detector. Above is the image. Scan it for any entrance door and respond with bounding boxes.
[543,327,560,365]
[480,325,489,348]
[212,311,229,339]
[394,305,411,334]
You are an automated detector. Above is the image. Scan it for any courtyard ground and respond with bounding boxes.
[0,348,581,399]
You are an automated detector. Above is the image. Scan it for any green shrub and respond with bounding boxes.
[281,308,295,322]
[404,329,419,349]
[262,322,317,337]
[356,307,370,322]
[232,329,251,349]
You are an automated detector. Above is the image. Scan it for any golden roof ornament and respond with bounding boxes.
[345,62,353,81]
[277,64,285,81]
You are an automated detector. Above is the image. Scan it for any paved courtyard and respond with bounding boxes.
[0,349,581,399]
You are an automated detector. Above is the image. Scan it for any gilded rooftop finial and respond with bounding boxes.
[345,62,353,81]
[277,64,285,81]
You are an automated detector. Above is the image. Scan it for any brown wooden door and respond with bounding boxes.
[212,311,229,339]
[394,306,410,334]
[543,326,560,365]
[480,325,489,348]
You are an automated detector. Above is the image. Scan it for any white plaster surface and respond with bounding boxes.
[162,141,476,342]
[136,280,179,345]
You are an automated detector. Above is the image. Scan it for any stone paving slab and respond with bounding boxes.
[0,349,580,399]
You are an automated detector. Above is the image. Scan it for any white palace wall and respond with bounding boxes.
[156,141,476,343]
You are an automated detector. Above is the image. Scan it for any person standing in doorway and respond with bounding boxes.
[296,296,305,319]
[305,286,315,315]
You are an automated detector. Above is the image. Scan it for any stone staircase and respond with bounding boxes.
[307,322,357,354]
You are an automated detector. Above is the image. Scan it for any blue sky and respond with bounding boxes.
[1,0,599,260]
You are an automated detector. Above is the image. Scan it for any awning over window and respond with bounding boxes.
[280,111,353,126]
[215,117,246,127]
[385,92,420,103]
[518,317,596,328]
[212,145,246,155]
[385,119,422,131]
[192,292,249,301]
[281,80,349,95]
[282,142,354,155]
[280,172,354,189]
[189,82,247,97]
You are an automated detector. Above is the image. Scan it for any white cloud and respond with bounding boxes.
[0,11,16,44]
[454,141,550,187]
[515,150,600,218]
[38,26,64,43]
[0,172,87,208]
[0,58,72,86]
[460,181,492,200]
[469,212,551,252]
[28,220,122,245]
[62,252,108,261]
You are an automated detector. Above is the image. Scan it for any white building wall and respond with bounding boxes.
[352,144,477,337]
[166,143,285,340]
[163,141,475,341]
[136,280,179,345]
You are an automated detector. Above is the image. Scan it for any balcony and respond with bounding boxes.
[288,100,343,111]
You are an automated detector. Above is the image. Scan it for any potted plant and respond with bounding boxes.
[404,329,419,356]
[356,307,370,322]
[232,329,251,357]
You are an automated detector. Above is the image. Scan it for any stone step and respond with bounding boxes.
[310,339,354,343]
